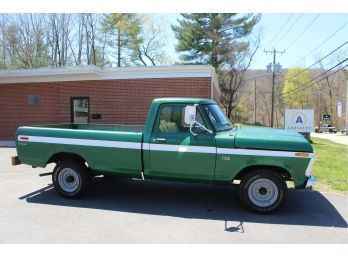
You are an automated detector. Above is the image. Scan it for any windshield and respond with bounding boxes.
[202,104,234,132]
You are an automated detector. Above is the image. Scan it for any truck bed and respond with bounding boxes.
[29,123,144,133]
[16,123,144,177]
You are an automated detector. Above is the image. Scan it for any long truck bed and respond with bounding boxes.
[16,124,145,178]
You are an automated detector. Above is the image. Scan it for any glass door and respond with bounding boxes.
[71,97,89,123]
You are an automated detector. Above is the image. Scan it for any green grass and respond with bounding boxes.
[311,138,348,192]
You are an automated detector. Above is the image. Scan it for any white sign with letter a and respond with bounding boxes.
[284,109,314,132]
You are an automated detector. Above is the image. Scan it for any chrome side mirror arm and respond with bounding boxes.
[189,104,213,136]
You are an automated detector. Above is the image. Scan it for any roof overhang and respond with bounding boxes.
[0,65,217,84]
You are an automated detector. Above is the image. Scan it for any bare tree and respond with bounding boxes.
[131,18,167,66]
[315,51,346,127]
[257,92,271,126]
[0,14,7,68]
[0,14,48,69]
[68,14,84,66]
[45,13,72,67]
[83,14,108,66]
[219,37,260,120]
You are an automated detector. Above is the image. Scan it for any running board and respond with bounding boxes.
[39,172,53,177]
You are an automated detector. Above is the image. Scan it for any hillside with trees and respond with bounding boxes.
[0,14,169,69]
[0,13,347,130]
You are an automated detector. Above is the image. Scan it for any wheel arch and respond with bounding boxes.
[47,152,89,167]
[233,165,292,182]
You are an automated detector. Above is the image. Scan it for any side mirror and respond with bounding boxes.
[184,105,196,125]
[184,104,213,136]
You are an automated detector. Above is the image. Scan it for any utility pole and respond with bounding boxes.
[265,48,284,127]
[254,79,257,125]
[345,81,348,135]
[318,91,321,132]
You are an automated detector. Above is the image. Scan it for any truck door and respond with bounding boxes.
[148,104,216,181]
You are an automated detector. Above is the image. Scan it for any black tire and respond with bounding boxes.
[238,170,287,214]
[52,160,90,199]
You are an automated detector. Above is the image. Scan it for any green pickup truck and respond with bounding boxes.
[14,98,316,213]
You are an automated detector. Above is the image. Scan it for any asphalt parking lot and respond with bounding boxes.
[0,147,347,243]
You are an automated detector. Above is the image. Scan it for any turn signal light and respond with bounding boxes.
[295,152,310,157]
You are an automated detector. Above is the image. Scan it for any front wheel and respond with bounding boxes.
[52,160,90,198]
[239,170,287,214]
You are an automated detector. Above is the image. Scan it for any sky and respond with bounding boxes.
[158,13,348,70]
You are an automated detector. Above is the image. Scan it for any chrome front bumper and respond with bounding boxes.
[305,174,318,189]
[304,155,317,189]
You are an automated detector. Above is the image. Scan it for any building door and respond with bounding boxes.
[71,97,89,123]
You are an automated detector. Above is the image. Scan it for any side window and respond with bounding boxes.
[157,105,206,134]
[158,106,181,134]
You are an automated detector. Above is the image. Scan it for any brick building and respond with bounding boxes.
[0,65,220,140]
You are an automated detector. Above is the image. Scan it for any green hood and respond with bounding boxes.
[234,127,313,153]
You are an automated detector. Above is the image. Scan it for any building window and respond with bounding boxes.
[27,95,40,106]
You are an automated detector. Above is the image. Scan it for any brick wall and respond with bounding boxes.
[0,77,211,139]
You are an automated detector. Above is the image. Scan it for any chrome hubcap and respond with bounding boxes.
[248,178,278,207]
[58,168,80,193]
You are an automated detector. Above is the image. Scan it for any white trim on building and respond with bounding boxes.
[0,65,221,97]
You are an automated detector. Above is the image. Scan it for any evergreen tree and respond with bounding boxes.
[172,13,259,69]
[172,13,260,119]
[103,14,143,67]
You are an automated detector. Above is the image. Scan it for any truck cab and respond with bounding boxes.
[143,98,220,181]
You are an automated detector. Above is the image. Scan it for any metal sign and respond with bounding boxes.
[323,114,331,120]
[337,101,342,118]
[284,109,314,132]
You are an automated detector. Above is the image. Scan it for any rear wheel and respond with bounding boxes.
[239,170,287,214]
[52,160,90,198]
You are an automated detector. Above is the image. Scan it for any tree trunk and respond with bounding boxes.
[117,30,121,67]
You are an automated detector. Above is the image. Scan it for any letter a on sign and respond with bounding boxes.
[296,116,303,124]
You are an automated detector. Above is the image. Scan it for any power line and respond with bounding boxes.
[293,20,348,66]
[284,14,321,50]
[281,58,347,96]
[266,14,294,48]
[242,90,272,94]
[279,58,348,97]
[273,14,304,47]
[242,75,270,82]
[256,14,293,69]
[277,40,348,85]
[283,64,348,98]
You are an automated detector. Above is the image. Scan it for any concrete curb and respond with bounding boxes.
[0,141,15,147]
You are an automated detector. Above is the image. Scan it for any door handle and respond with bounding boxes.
[154,138,166,143]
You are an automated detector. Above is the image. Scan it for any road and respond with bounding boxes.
[0,147,347,243]
[311,132,348,146]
